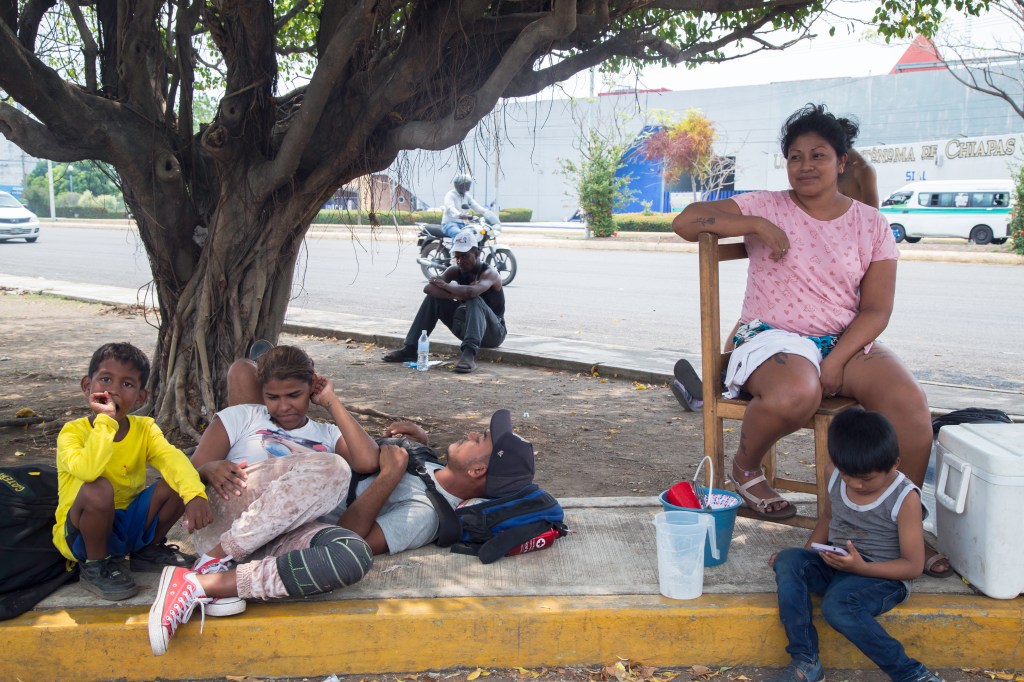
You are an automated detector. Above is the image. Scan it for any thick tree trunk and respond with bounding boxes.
[140,189,309,441]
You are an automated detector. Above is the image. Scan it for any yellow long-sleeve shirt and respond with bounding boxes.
[52,414,207,561]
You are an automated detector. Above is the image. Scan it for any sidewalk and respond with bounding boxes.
[3,273,1022,418]
[2,273,1022,680]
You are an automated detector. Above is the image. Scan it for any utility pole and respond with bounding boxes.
[46,159,55,219]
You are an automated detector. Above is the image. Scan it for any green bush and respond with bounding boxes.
[1010,165,1024,256]
[613,213,675,232]
[411,210,442,223]
[55,206,129,219]
[499,207,532,223]
[313,209,416,225]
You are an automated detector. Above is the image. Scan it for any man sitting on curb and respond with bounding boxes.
[383,228,506,373]
[334,409,534,555]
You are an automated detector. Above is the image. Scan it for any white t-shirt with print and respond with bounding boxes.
[216,404,342,464]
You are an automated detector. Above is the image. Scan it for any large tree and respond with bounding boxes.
[0,0,983,439]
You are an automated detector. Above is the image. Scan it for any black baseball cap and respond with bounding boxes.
[484,409,535,497]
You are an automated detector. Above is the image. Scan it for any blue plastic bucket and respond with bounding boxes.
[659,488,742,567]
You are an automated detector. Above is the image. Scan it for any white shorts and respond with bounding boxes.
[723,329,822,399]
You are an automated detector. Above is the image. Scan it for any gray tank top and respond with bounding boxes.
[828,469,925,565]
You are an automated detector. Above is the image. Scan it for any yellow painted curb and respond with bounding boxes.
[3,594,1021,680]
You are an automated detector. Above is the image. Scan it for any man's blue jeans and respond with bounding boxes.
[773,548,928,681]
[404,296,505,352]
[442,221,466,238]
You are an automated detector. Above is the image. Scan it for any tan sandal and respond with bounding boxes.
[727,469,798,520]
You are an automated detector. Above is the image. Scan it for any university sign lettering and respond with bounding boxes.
[859,135,1019,165]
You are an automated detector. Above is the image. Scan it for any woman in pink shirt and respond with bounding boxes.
[672,104,940,569]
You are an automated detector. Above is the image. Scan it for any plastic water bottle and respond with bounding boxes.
[921,440,938,534]
[416,331,430,372]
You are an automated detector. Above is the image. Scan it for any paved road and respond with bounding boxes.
[1,225,1022,391]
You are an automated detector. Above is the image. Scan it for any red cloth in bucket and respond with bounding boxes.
[665,481,701,509]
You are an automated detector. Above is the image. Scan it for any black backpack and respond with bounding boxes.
[450,484,568,564]
[351,438,567,563]
[0,464,77,621]
[932,407,1012,437]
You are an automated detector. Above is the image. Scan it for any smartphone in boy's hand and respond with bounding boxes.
[811,542,849,556]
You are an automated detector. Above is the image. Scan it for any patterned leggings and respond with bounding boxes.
[193,454,371,601]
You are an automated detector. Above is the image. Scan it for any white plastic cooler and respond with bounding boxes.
[934,423,1024,599]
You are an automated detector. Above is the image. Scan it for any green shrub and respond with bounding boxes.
[1010,165,1024,256]
[313,209,416,225]
[560,132,634,238]
[499,207,532,223]
[55,206,129,219]
[613,213,675,232]
[411,210,443,223]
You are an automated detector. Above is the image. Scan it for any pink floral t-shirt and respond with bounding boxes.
[731,191,899,337]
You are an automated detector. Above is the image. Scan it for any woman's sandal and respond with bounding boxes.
[923,550,956,579]
[727,469,798,520]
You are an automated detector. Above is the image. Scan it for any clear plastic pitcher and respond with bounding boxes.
[652,510,719,600]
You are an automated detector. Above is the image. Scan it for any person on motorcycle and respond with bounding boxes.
[442,173,489,238]
[383,229,506,373]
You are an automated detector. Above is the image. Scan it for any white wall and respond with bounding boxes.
[394,67,1024,221]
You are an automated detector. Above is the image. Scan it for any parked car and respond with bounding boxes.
[880,179,1013,245]
[0,191,40,243]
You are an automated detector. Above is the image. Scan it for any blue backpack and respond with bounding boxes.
[448,484,567,563]
[362,438,568,563]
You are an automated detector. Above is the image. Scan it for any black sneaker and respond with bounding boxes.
[382,346,417,363]
[130,541,198,573]
[80,556,139,601]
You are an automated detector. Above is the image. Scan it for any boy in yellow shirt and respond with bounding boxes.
[54,343,213,600]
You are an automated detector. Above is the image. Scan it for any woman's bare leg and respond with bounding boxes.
[840,345,931,486]
[226,359,261,407]
[734,353,822,513]
[840,344,945,570]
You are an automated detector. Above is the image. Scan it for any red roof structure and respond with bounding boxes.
[890,35,947,74]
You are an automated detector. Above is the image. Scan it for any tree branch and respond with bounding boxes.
[389,0,578,152]
[0,24,123,157]
[274,0,311,32]
[67,0,99,93]
[504,6,810,98]
[0,102,90,160]
[14,0,54,50]
[255,1,379,196]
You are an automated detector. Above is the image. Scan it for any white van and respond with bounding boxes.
[880,179,1013,245]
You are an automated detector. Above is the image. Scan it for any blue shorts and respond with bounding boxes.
[65,483,160,561]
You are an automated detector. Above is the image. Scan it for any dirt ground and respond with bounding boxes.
[0,291,825,494]
[1,292,1011,682]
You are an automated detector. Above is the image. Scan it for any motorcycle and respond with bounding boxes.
[415,215,518,286]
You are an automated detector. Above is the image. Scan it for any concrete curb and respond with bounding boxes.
[4,594,1021,680]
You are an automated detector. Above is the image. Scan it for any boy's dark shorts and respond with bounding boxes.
[65,483,160,561]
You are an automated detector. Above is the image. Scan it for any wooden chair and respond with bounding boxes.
[698,232,858,529]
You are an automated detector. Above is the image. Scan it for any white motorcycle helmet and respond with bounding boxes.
[452,173,473,194]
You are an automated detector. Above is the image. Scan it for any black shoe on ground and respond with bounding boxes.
[382,346,417,363]
[454,349,477,374]
[80,555,139,601]
[671,359,704,412]
[130,541,198,573]
[248,339,274,361]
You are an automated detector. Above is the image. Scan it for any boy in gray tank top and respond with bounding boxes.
[766,409,943,682]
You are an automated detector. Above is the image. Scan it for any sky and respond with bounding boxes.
[543,3,1015,98]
